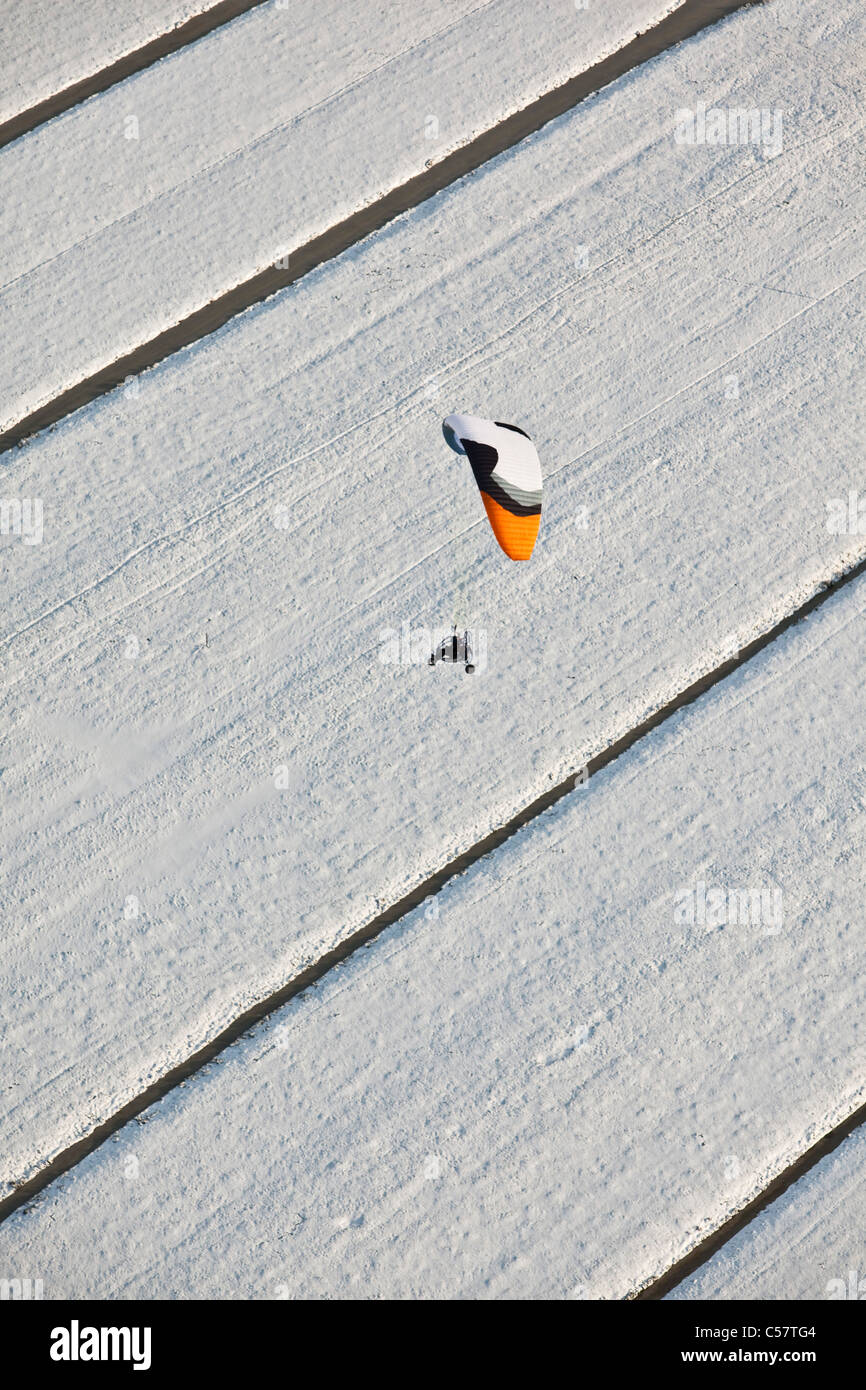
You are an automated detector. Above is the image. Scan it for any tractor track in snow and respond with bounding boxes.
[0,2,271,153]
[0,0,765,457]
[2,537,865,1234]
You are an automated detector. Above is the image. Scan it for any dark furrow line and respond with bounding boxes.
[0,0,764,457]
[632,1092,866,1300]
[2,547,865,1230]
[0,1,269,153]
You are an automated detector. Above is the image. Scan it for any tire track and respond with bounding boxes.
[0,1,270,153]
[2,530,865,1231]
[0,0,765,456]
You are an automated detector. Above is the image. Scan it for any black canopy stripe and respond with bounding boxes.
[461,437,542,518]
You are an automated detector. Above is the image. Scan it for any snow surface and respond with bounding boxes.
[670,1129,866,1300]
[0,1,214,124]
[1,0,864,1199]
[0,0,680,431]
[2,568,866,1298]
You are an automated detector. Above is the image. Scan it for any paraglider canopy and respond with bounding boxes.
[443,413,542,561]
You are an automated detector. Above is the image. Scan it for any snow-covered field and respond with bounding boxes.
[1,0,864,1301]
[3,568,866,1297]
[0,0,679,433]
